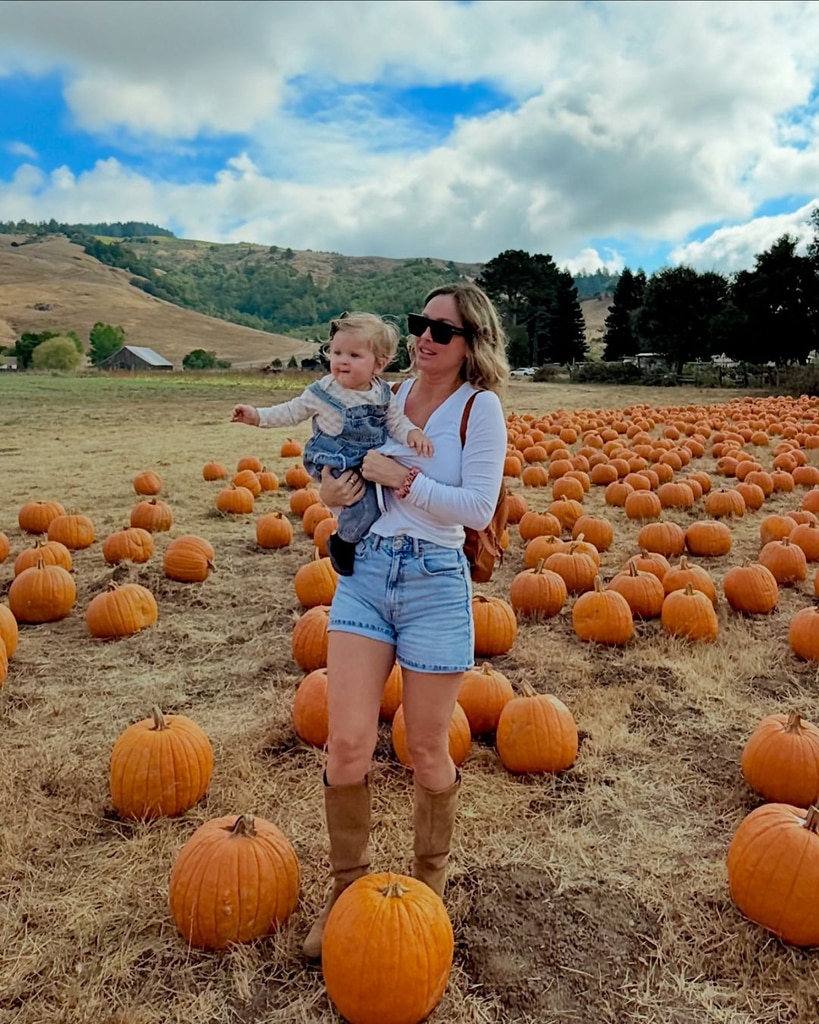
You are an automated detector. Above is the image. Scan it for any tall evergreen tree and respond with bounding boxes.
[478,249,560,365]
[730,235,819,365]
[546,271,587,364]
[636,267,728,373]
[601,268,645,360]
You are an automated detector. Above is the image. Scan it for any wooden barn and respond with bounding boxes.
[98,346,174,371]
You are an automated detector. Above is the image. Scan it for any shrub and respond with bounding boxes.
[31,337,82,371]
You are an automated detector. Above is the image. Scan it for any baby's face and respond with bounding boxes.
[329,329,381,390]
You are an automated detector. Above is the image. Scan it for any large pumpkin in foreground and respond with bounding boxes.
[169,813,300,949]
[109,706,213,819]
[727,803,819,947]
[322,872,454,1024]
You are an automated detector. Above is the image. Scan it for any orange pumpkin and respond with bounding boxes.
[163,536,215,583]
[47,513,95,550]
[472,595,517,656]
[291,605,330,671]
[727,803,819,947]
[102,527,155,565]
[110,706,213,819]
[496,684,578,774]
[86,582,158,638]
[572,576,634,645]
[322,873,453,1024]
[509,559,567,619]
[723,562,778,614]
[169,814,300,949]
[741,711,819,808]
[256,512,294,549]
[133,470,163,495]
[456,663,515,735]
[18,500,66,534]
[294,553,338,608]
[13,539,72,575]
[660,584,718,641]
[293,668,329,746]
[0,603,19,658]
[8,560,76,623]
[130,498,174,531]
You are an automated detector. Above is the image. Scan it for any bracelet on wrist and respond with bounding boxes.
[396,466,420,499]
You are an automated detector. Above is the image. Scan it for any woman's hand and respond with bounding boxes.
[360,451,411,488]
[319,466,365,507]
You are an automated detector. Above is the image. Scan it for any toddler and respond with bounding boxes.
[231,311,432,575]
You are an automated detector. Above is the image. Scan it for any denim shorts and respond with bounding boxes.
[328,534,475,673]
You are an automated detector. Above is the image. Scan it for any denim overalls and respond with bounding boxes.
[302,379,392,543]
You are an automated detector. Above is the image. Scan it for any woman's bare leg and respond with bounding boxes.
[325,631,396,786]
[400,668,463,791]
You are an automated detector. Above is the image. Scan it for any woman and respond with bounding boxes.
[302,282,509,959]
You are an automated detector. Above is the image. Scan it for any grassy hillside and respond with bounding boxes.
[0,234,313,369]
[0,231,613,368]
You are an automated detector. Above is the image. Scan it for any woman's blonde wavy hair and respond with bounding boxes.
[406,282,509,394]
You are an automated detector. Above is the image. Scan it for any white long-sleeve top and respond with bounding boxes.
[372,379,507,548]
[255,375,418,444]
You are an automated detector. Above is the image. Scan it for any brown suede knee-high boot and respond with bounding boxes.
[412,771,460,898]
[302,775,371,959]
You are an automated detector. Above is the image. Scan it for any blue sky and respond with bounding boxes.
[0,0,817,275]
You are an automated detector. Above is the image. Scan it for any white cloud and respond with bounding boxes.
[670,201,819,272]
[6,140,38,160]
[0,1,816,270]
[560,249,626,276]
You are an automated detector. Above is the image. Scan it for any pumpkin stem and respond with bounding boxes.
[230,814,257,838]
[785,710,803,733]
[150,706,169,731]
[628,561,640,578]
[535,558,546,574]
[380,879,411,899]
[805,806,819,833]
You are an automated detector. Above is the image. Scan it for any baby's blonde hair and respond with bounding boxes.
[328,311,400,369]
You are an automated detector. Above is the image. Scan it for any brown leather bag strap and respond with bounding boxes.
[459,392,478,447]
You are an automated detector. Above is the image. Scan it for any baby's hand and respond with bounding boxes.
[408,429,434,457]
[231,405,260,426]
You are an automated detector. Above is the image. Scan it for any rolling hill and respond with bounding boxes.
[0,232,611,368]
[0,234,312,368]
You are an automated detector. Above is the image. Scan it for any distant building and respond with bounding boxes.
[97,345,174,371]
[0,355,18,372]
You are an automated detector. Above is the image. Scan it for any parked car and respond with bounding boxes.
[510,366,535,378]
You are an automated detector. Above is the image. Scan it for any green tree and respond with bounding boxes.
[478,250,560,365]
[602,269,646,360]
[89,322,125,365]
[14,330,61,369]
[547,271,587,364]
[182,349,219,370]
[730,235,819,365]
[31,336,82,371]
[636,267,729,373]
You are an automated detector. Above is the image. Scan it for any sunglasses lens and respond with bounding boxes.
[408,314,454,345]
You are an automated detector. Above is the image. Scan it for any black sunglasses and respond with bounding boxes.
[407,312,472,346]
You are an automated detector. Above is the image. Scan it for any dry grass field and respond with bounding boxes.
[1,373,818,1024]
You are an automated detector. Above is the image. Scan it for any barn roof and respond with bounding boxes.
[121,346,173,366]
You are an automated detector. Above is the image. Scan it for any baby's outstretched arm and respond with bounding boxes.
[407,428,434,457]
[231,405,261,426]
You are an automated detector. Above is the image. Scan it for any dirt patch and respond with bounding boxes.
[457,866,664,1023]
